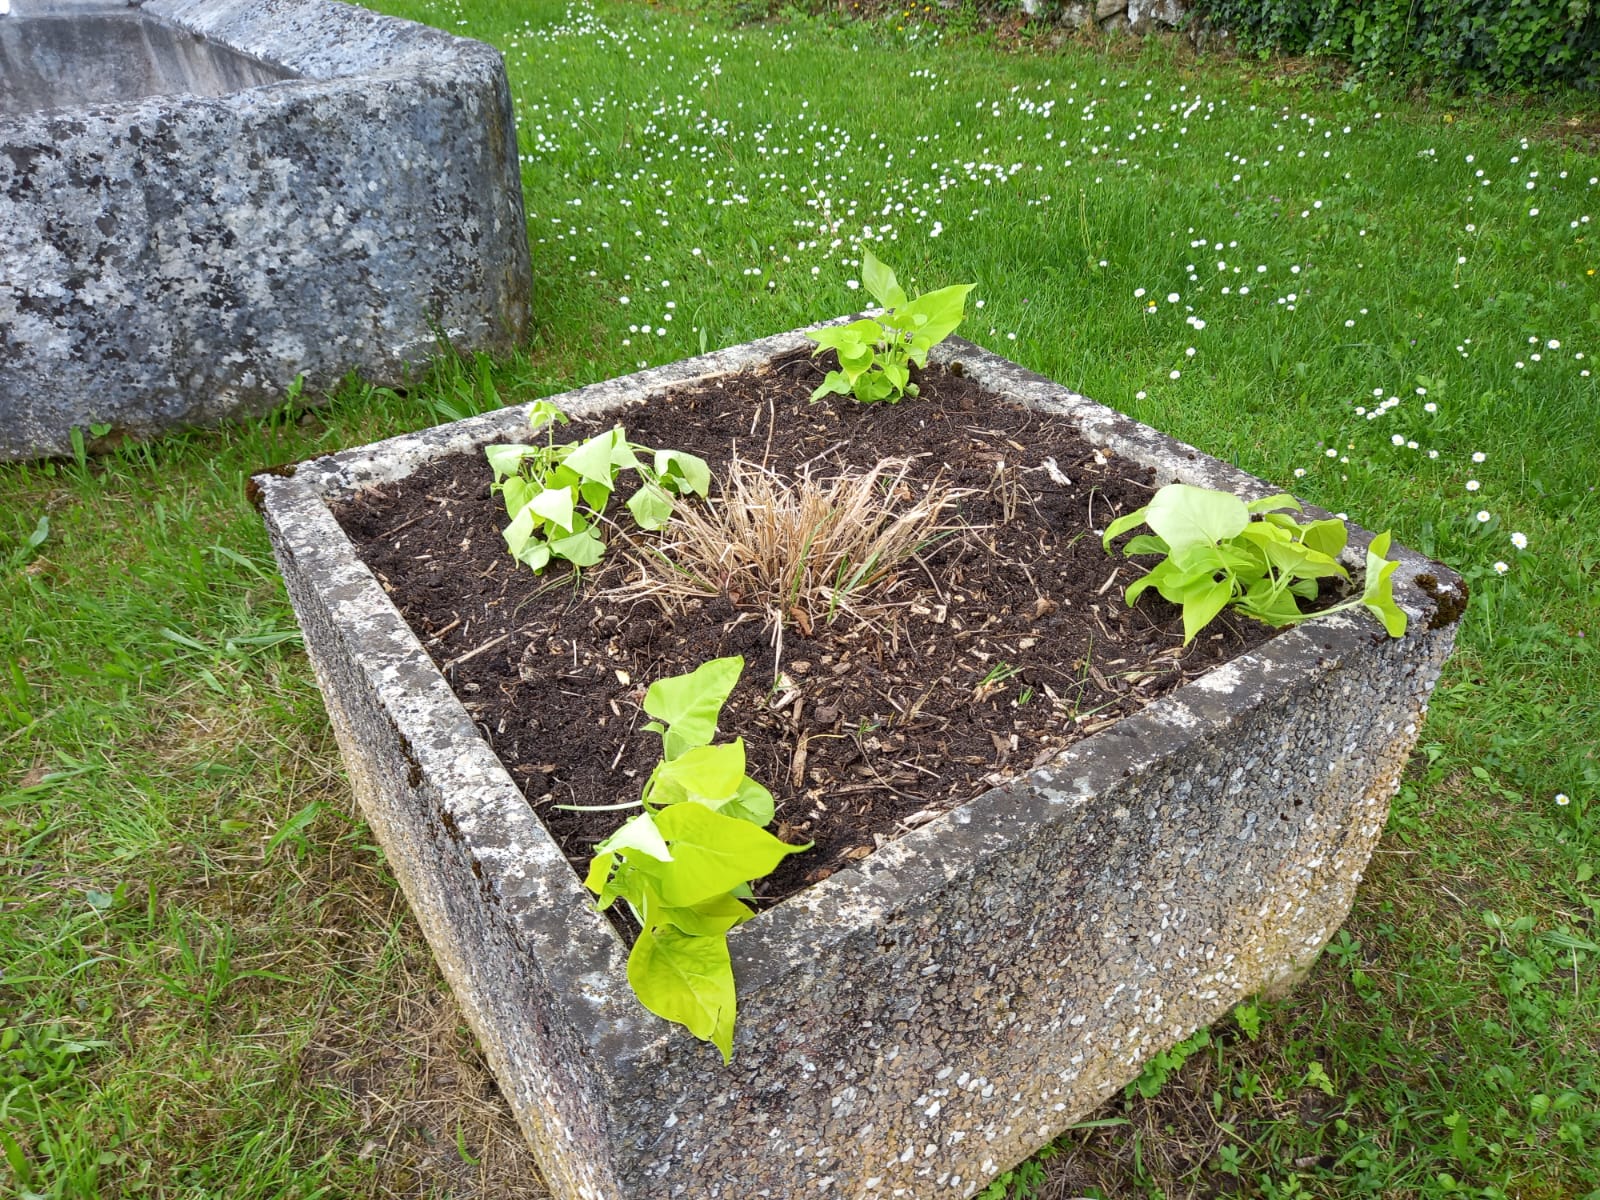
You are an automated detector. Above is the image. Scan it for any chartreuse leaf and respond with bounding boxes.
[653,448,711,497]
[722,776,776,827]
[862,246,908,309]
[1246,493,1302,515]
[503,505,537,558]
[1102,504,1153,552]
[1121,533,1169,557]
[811,370,854,401]
[642,801,809,907]
[627,926,737,1062]
[893,283,975,354]
[1300,518,1348,560]
[550,525,604,567]
[646,741,748,808]
[485,443,532,480]
[563,429,623,487]
[597,811,672,863]
[1361,532,1408,637]
[500,474,534,519]
[627,484,676,531]
[805,259,972,403]
[586,657,804,1059]
[655,892,755,937]
[1180,578,1234,644]
[1144,484,1250,551]
[525,399,567,433]
[529,485,576,532]
[643,655,743,759]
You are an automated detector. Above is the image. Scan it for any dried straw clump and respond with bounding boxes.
[610,455,969,635]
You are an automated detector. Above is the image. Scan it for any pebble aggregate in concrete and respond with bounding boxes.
[0,0,530,460]
[257,329,1462,1200]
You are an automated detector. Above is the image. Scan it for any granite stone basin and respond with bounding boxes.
[253,328,1463,1200]
[0,0,532,461]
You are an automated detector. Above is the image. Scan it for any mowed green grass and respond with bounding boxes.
[2,1,1597,1196]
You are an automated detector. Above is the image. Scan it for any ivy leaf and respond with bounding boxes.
[1144,484,1250,552]
[1361,531,1408,637]
[626,926,737,1062]
[643,656,743,759]
[641,801,810,907]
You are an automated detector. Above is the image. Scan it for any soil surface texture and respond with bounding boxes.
[334,350,1282,904]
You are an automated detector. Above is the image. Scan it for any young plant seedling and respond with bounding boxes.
[577,656,809,1061]
[485,400,710,573]
[1101,483,1407,644]
[805,249,974,404]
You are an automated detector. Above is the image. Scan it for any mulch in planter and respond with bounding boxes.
[333,349,1288,904]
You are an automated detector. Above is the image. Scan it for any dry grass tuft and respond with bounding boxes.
[609,454,970,638]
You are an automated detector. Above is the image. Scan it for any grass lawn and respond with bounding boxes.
[2,1,1597,1196]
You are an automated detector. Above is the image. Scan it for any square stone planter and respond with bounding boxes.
[253,327,1462,1200]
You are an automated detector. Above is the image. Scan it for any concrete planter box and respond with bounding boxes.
[254,328,1462,1200]
[1,0,531,461]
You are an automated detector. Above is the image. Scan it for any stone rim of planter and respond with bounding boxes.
[254,326,1463,1199]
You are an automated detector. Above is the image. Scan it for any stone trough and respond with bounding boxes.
[0,0,531,461]
[253,328,1463,1200]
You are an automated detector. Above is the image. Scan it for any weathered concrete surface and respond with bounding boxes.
[255,329,1463,1200]
[0,0,531,461]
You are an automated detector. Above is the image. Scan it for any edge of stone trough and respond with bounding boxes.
[260,321,1465,1069]
[141,0,509,83]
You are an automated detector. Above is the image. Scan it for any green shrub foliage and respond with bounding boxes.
[1192,0,1600,93]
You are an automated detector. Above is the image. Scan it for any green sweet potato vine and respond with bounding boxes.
[805,249,974,404]
[486,400,710,574]
[578,657,809,1060]
[1102,483,1407,644]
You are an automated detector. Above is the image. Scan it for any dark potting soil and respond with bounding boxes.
[333,349,1283,904]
